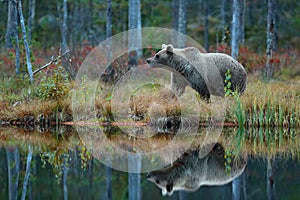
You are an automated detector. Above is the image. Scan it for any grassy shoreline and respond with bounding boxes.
[0,77,299,128]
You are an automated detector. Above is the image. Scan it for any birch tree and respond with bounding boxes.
[177,0,187,48]
[265,0,276,79]
[231,0,241,59]
[12,0,20,75]
[221,0,227,43]
[267,157,274,200]
[128,0,142,69]
[58,0,75,79]
[6,147,20,200]
[18,0,34,83]
[61,0,68,55]
[203,1,209,51]
[239,0,245,45]
[5,0,16,48]
[21,145,33,200]
[105,2,113,199]
[172,0,179,31]
[28,0,36,44]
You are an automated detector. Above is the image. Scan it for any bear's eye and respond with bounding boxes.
[155,179,160,184]
[155,54,160,59]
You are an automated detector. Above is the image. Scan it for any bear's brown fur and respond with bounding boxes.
[146,44,247,100]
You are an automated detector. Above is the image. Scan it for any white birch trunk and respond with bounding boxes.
[177,0,186,48]
[266,0,276,79]
[28,0,36,44]
[6,0,16,48]
[18,0,34,83]
[21,145,33,200]
[231,0,241,59]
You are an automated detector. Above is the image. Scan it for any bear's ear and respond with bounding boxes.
[162,44,168,49]
[166,44,174,54]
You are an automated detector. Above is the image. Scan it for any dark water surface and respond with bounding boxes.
[0,127,299,200]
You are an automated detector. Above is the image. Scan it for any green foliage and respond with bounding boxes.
[224,149,234,174]
[36,67,70,100]
[40,148,69,183]
[79,146,92,170]
[0,76,32,104]
[224,69,238,97]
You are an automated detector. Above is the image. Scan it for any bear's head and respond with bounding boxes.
[146,172,175,196]
[146,44,176,68]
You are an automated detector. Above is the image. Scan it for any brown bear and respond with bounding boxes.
[146,143,247,196]
[146,44,247,100]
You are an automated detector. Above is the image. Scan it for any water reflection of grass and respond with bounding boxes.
[0,126,299,182]
[0,126,299,159]
[222,127,300,159]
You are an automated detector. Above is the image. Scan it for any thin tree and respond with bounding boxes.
[6,147,20,200]
[105,2,112,199]
[221,0,227,43]
[128,0,142,69]
[177,0,187,48]
[6,0,16,49]
[267,157,274,200]
[27,0,36,44]
[239,0,245,45]
[231,0,241,59]
[61,0,68,55]
[265,0,276,79]
[12,0,20,75]
[17,0,34,83]
[62,155,69,200]
[172,0,179,31]
[58,0,75,79]
[128,154,141,200]
[203,1,209,51]
[21,145,33,200]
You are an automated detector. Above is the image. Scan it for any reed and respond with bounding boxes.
[228,80,299,128]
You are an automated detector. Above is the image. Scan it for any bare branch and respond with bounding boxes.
[32,50,70,76]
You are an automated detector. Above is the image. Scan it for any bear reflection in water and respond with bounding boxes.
[147,143,247,196]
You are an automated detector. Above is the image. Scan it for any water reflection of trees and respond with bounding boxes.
[0,127,299,199]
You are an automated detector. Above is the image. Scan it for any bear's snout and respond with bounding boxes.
[146,59,151,64]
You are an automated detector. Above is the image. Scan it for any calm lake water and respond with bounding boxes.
[0,126,299,200]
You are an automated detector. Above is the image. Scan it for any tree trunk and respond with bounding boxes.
[232,177,241,200]
[105,0,113,80]
[203,1,209,51]
[61,0,67,54]
[267,157,274,200]
[12,0,20,75]
[172,0,179,31]
[106,160,112,200]
[221,0,227,43]
[136,0,142,57]
[231,0,241,59]
[128,0,141,69]
[63,160,68,200]
[177,0,187,48]
[6,0,16,48]
[59,0,75,79]
[18,0,34,83]
[106,0,112,40]
[28,0,36,44]
[6,147,20,200]
[21,145,33,200]
[239,0,245,45]
[128,154,141,200]
[265,0,276,79]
